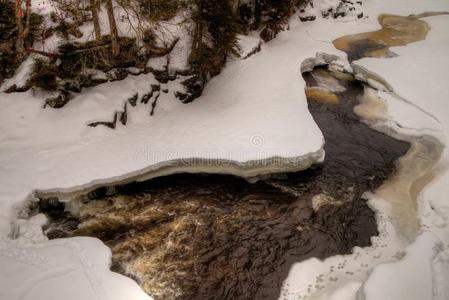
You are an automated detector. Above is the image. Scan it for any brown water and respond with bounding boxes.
[333,12,449,61]
[36,10,449,300]
[305,87,338,105]
[38,66,411,300]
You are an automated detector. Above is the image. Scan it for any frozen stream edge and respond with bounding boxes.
[32,151,324,201]
[11,53,446,300]
[27,54,343,203]
[280,54,445,300]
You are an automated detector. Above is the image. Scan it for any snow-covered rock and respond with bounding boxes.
[146,55,168,72]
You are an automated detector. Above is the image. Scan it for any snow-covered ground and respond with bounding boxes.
[356,11,449,300]
[279,1,449,300]
[1,0,449,299]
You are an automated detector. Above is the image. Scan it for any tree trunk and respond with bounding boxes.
[105,0,120,56]
[22,0,31,38]
[15,0,32,59]
[191,0,205,79]
[15,0,25,59]
[90,0,101,42]
[254,0,261,27]
[230,0,239,16]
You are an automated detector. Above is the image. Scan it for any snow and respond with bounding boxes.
[1,56,34,91]
[236,33,262,59]
[164,16,193,75]
[0,1,347,298]
[299,0,364,21]
[31,0,57,16]
[146,55,168,72]
[279,1,449,300]
[280,194,409,300]
[0,233,151,300]
[1,0,449,299]
[355,9,449,300]
[82,69,109,81]
[362,232,443,300]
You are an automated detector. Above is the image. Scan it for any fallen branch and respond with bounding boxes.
[26,48,59,59]
[66,43,111,55]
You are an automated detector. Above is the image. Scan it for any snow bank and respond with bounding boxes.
[357,9,449,300]
[279,1,449,299]
[0,3,365,298]
[0,33,333,228]
[2,0,448,298]
[0,220,151,300]
[362,232,444,300]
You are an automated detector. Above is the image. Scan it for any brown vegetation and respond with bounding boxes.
[4,0,315,106]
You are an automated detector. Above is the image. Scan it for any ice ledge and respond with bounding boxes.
[34,149,324,200]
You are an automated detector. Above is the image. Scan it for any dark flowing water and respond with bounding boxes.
[38,66,410,300]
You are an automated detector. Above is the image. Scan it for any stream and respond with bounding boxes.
[34,12,446,300]
[333,12,449,61]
